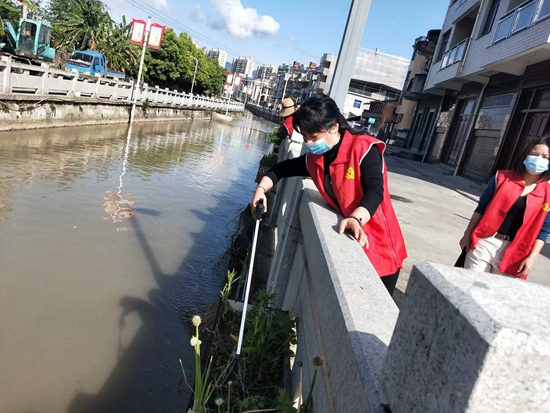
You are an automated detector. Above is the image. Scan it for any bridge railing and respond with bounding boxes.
[0,55,243,112]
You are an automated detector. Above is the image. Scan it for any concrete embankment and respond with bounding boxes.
[0,96,242,132]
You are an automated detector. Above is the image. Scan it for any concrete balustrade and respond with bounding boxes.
[268,140,550,412]
[0,56,243,112]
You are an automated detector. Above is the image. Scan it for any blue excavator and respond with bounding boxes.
[1,18,67,65]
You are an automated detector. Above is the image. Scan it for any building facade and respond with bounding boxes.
[415,0,550,182]
[393,30,441,142]
[256,64,278,80]
[231,56,254,78]
[206,49,227,68]
[312,49,409,118]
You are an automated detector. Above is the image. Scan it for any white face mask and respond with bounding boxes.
[524,155,549,175]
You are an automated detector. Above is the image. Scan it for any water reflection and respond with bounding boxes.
[0,114,275,413]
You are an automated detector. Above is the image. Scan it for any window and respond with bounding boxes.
[481,0,500,36]
[538,0,550,20]
[437,31,450,62]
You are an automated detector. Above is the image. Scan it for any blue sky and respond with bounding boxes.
[105,0,449,67]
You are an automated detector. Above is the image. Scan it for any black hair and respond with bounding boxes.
[515,135,550,181]
[292,94,363,136]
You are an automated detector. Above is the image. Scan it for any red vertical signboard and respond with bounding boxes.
[147,23,166,50]
[130,19,146,46]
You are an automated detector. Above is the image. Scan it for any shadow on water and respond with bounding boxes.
[65,127,265,412]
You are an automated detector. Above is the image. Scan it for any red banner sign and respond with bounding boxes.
[130,19,146,46]
[147,23,166,50]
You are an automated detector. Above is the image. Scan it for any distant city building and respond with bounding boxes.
[308,61,317,70]
[293,61,301,68]
[231,56,254,78]
[206,48,227,68]
[256,64,277,79]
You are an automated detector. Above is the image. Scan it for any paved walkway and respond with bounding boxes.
[385,156,550,304]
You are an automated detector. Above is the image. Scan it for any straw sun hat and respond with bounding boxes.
[279,98,296,118]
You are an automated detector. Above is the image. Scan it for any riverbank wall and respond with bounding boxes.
[267,135,550,412]
[0,55,243,131]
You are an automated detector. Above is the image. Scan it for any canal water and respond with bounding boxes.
[0,114,275,413]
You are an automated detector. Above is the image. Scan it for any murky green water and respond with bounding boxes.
[0,114,275,413]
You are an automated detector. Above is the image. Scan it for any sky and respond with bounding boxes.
[104,0,449,68]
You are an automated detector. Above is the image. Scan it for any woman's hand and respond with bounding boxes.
[250,187,267,220]
[339,218,369,248]
[517,256,536,277]
[459,232,471,251]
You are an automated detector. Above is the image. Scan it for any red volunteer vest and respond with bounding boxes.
[471,170,550,277]
[305,131,407,277]
[283,116,294,137]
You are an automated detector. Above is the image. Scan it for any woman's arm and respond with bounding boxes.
[459,175,497,250]
[338,148,383,248]
[518,239,546,277]
[251,154,309,219]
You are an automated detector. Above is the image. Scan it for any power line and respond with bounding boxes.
[122,0,267,66]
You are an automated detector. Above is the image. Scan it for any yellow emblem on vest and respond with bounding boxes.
[345,167,355,180]
[542,203,549,212]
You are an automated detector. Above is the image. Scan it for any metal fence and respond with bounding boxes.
[0,56,244,112]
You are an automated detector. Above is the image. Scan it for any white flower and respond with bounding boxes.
[190,336,202,347]
[215,398,224,406]
[192,315,202,327]
[228,381,233,386]
[187,409,196,413]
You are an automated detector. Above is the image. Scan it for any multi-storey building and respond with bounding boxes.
[205,49,227,68]
[415,0,550,182]
[256,65,278,80]
[313,49,409,118]
[231,56,254,78]
[393,30,441,143]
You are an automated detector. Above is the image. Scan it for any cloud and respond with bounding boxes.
[209,0,280,39]
[190,4,208,23]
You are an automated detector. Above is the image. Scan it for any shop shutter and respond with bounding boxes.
[461,133,499,183]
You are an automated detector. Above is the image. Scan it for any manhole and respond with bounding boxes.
[390,194,413,203]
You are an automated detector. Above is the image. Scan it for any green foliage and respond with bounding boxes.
[260,153,278,167]
[268,127,280,144]
[143,29,225,94]
[241,291,296,387]
[50,0,112,51]
[0,0,36,36]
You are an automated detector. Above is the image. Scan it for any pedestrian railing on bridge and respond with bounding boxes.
[0,55,243,112]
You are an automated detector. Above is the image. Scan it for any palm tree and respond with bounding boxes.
[0,0,36,36]
[53,0,112,51]
[96,16,139,74]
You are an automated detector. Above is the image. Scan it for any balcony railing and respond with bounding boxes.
[440,38,469,69]
[492,0,550,44]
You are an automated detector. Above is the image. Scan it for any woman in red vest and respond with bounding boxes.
[251,94,407,295]
[460,136,550,278]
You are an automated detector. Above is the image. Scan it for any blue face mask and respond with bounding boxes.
[306,131,333,155]
[524,155,549,175]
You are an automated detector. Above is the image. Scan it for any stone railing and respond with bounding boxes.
[0,56,243,112]
[267,136,550,412]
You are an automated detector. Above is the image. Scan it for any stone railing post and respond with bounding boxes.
[382,262,550,413]
[1,56,12,94]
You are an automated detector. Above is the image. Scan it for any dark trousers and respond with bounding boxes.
[381,270,400,296]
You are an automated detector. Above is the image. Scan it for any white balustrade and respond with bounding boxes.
[0,55,244,112]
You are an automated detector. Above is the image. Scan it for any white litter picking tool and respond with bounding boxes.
[236,198,264,359]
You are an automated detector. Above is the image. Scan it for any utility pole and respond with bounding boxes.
[129,16,151,128]
[190,55,198,96]
[329,0,371,109]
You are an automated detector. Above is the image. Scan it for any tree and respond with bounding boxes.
[0,0,36,36]
[49,0,111,51]
[96,16,139,74]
